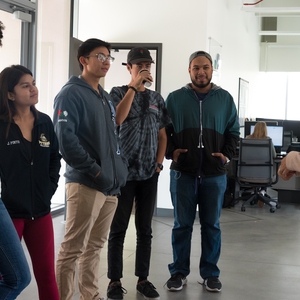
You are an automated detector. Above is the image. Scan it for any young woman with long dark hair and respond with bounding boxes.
[0,65,61,299]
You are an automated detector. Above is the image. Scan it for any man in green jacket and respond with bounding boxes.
[165,50,240,293]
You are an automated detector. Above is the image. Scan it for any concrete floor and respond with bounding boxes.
[18,198,300,300]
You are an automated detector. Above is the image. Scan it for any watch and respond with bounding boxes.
[156,163,163,170]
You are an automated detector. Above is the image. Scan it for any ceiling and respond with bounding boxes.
[242,0,300,38]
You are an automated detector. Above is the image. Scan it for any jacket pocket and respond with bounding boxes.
[93,158,114,192]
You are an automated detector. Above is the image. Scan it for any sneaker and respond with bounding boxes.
[107,281,127,300]
[165,273,187,291]
[137,280,160,299]
[260,190,266,196]
[203,277,222,292]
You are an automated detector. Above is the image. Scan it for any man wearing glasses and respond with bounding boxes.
[106,47,170,300]
[53,38,128,300]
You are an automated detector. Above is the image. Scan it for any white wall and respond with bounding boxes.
[35,0,71,207]
[76,0,260,209]
[77,0,209,99]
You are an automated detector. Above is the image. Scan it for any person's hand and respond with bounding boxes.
[129,69,153,89]
[155,167,162,173]
[278,157,295,180]
[139,69,153,86]
[173,149,188,162]
[211,152,227,164]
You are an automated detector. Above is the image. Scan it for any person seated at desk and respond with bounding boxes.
[246,121,277,206]
[278,151,300,180]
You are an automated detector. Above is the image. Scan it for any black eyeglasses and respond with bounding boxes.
[86,53,115,63]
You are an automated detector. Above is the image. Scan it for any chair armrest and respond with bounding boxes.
[272,160,280,185]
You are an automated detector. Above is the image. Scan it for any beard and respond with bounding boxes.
[191,76,211,89]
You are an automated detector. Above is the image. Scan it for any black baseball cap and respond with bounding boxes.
[122,47,154,65]
[189,51,212,65]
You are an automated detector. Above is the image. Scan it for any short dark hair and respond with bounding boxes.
[0,21,5,47]
[77,38,111,71]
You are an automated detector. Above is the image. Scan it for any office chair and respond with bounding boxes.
[237,138,280,213]
[282,131,293,152]
[287,142,300,153]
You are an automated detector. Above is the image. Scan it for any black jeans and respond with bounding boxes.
[107,173,159,279]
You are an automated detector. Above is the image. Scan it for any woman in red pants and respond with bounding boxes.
[0,65,61,299]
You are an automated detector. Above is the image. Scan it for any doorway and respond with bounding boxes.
[106,43,162,93]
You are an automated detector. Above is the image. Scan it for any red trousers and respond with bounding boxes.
[13,213,59,300]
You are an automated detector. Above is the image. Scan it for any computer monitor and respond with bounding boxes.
[256,118,300,140]
[250,125,284,147]
[244,121,278,138]
[256,118,284,126]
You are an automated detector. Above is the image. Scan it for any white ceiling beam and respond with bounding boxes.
[255,13,300,17]
[1,0,36,11]
[242,6,300,15]
[258,31,300,36]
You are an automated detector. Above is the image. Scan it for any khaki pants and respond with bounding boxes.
[56,183,118,300]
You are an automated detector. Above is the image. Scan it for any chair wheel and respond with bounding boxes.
[270,208,276,213]
[276,204,281,209]
[241,207,246,212]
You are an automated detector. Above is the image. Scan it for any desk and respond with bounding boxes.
[271,157,300,203]
[271,175,300,203]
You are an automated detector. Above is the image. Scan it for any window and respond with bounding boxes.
[286,73,300,120]
[0,10,22,69]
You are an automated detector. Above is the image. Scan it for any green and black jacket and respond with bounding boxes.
[165,83,240,178]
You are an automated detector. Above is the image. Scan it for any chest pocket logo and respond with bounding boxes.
[39,133,50,147]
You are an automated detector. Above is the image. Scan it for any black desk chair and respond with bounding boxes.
[282,130,293,152]
[287,142,300,153]
[237,138,280,213]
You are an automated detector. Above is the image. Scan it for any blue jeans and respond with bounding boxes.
[0,199,31,299]
[168,170,226,279]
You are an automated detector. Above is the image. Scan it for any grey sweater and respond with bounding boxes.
[53,76,128,195]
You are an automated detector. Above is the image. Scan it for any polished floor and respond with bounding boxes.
[17,196,300,300]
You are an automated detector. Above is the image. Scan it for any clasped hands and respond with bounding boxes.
[173,149,227,164]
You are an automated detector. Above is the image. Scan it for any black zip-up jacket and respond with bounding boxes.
[165,83,240,177]
[0,111,61,219]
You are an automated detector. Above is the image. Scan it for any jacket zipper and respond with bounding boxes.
[30,127,35,219]
[100,93,119,193]
[193,91,204,190]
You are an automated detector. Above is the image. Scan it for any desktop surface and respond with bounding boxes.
[275,152,286,158]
